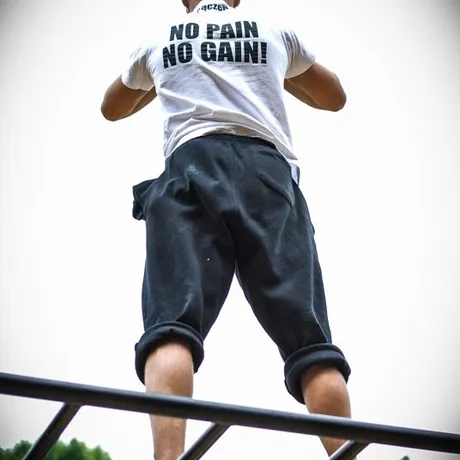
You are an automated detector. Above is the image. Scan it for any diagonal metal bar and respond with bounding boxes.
[1,372,460,455]
[23,403,81,460]
[329,440,369,460]
[178,424,229,460]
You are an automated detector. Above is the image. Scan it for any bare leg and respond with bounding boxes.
[144,341,194,460]
[301,364,353,457]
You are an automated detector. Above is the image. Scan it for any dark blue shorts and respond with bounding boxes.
[132,134,351,404]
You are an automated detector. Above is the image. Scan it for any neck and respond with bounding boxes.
[188,0,233,12]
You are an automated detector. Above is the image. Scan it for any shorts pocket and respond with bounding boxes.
[132,176,164,220]
[251,149,295,207]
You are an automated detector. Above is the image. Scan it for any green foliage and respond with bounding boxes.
[0,441,31,460]
[0,439,111,460]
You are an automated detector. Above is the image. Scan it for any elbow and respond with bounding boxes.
[310,89,347,112]
[100,95,127,121]
[330,97,347,112]
[102,113,118,122]
[100,104,119,122]
[328,92,347,112]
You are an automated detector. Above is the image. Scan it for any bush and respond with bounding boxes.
[0,439,111,460]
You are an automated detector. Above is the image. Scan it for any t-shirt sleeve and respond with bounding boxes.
[121,46,155,91]
[283,28,316,79]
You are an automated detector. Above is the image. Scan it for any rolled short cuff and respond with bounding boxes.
[134,321,205,384]
[284,344,351,404]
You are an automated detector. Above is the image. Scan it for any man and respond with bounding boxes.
[101,0,353,459]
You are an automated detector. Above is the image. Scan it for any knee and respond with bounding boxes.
[134,322,205,385]
[302,363,345,383]
[145,340,193,370]
[144,341,194,392]
[283,344,351,404]
[301,364,347,394]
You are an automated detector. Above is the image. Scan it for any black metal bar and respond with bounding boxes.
[329,440,368,460]
[1,372,459,455]
[23,403,81,460]
[178,424,229,460]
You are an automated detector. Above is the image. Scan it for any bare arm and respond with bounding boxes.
[284,62,347,112]
[101,76,157,121]
[284,79,323,109]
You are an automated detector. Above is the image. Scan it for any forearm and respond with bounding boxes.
[129,87,157,116]
[101,77,157,121]
[285,63,347,112]
[284,79,325,110]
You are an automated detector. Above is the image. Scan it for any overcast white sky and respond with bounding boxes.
[1,0,459,459]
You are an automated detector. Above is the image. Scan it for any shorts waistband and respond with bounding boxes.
[200,133,300,184]
[202,133,278,151]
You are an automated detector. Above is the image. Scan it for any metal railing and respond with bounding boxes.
[1,372,459,460]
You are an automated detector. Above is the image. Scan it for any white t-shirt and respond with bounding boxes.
[121,0,315,160]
